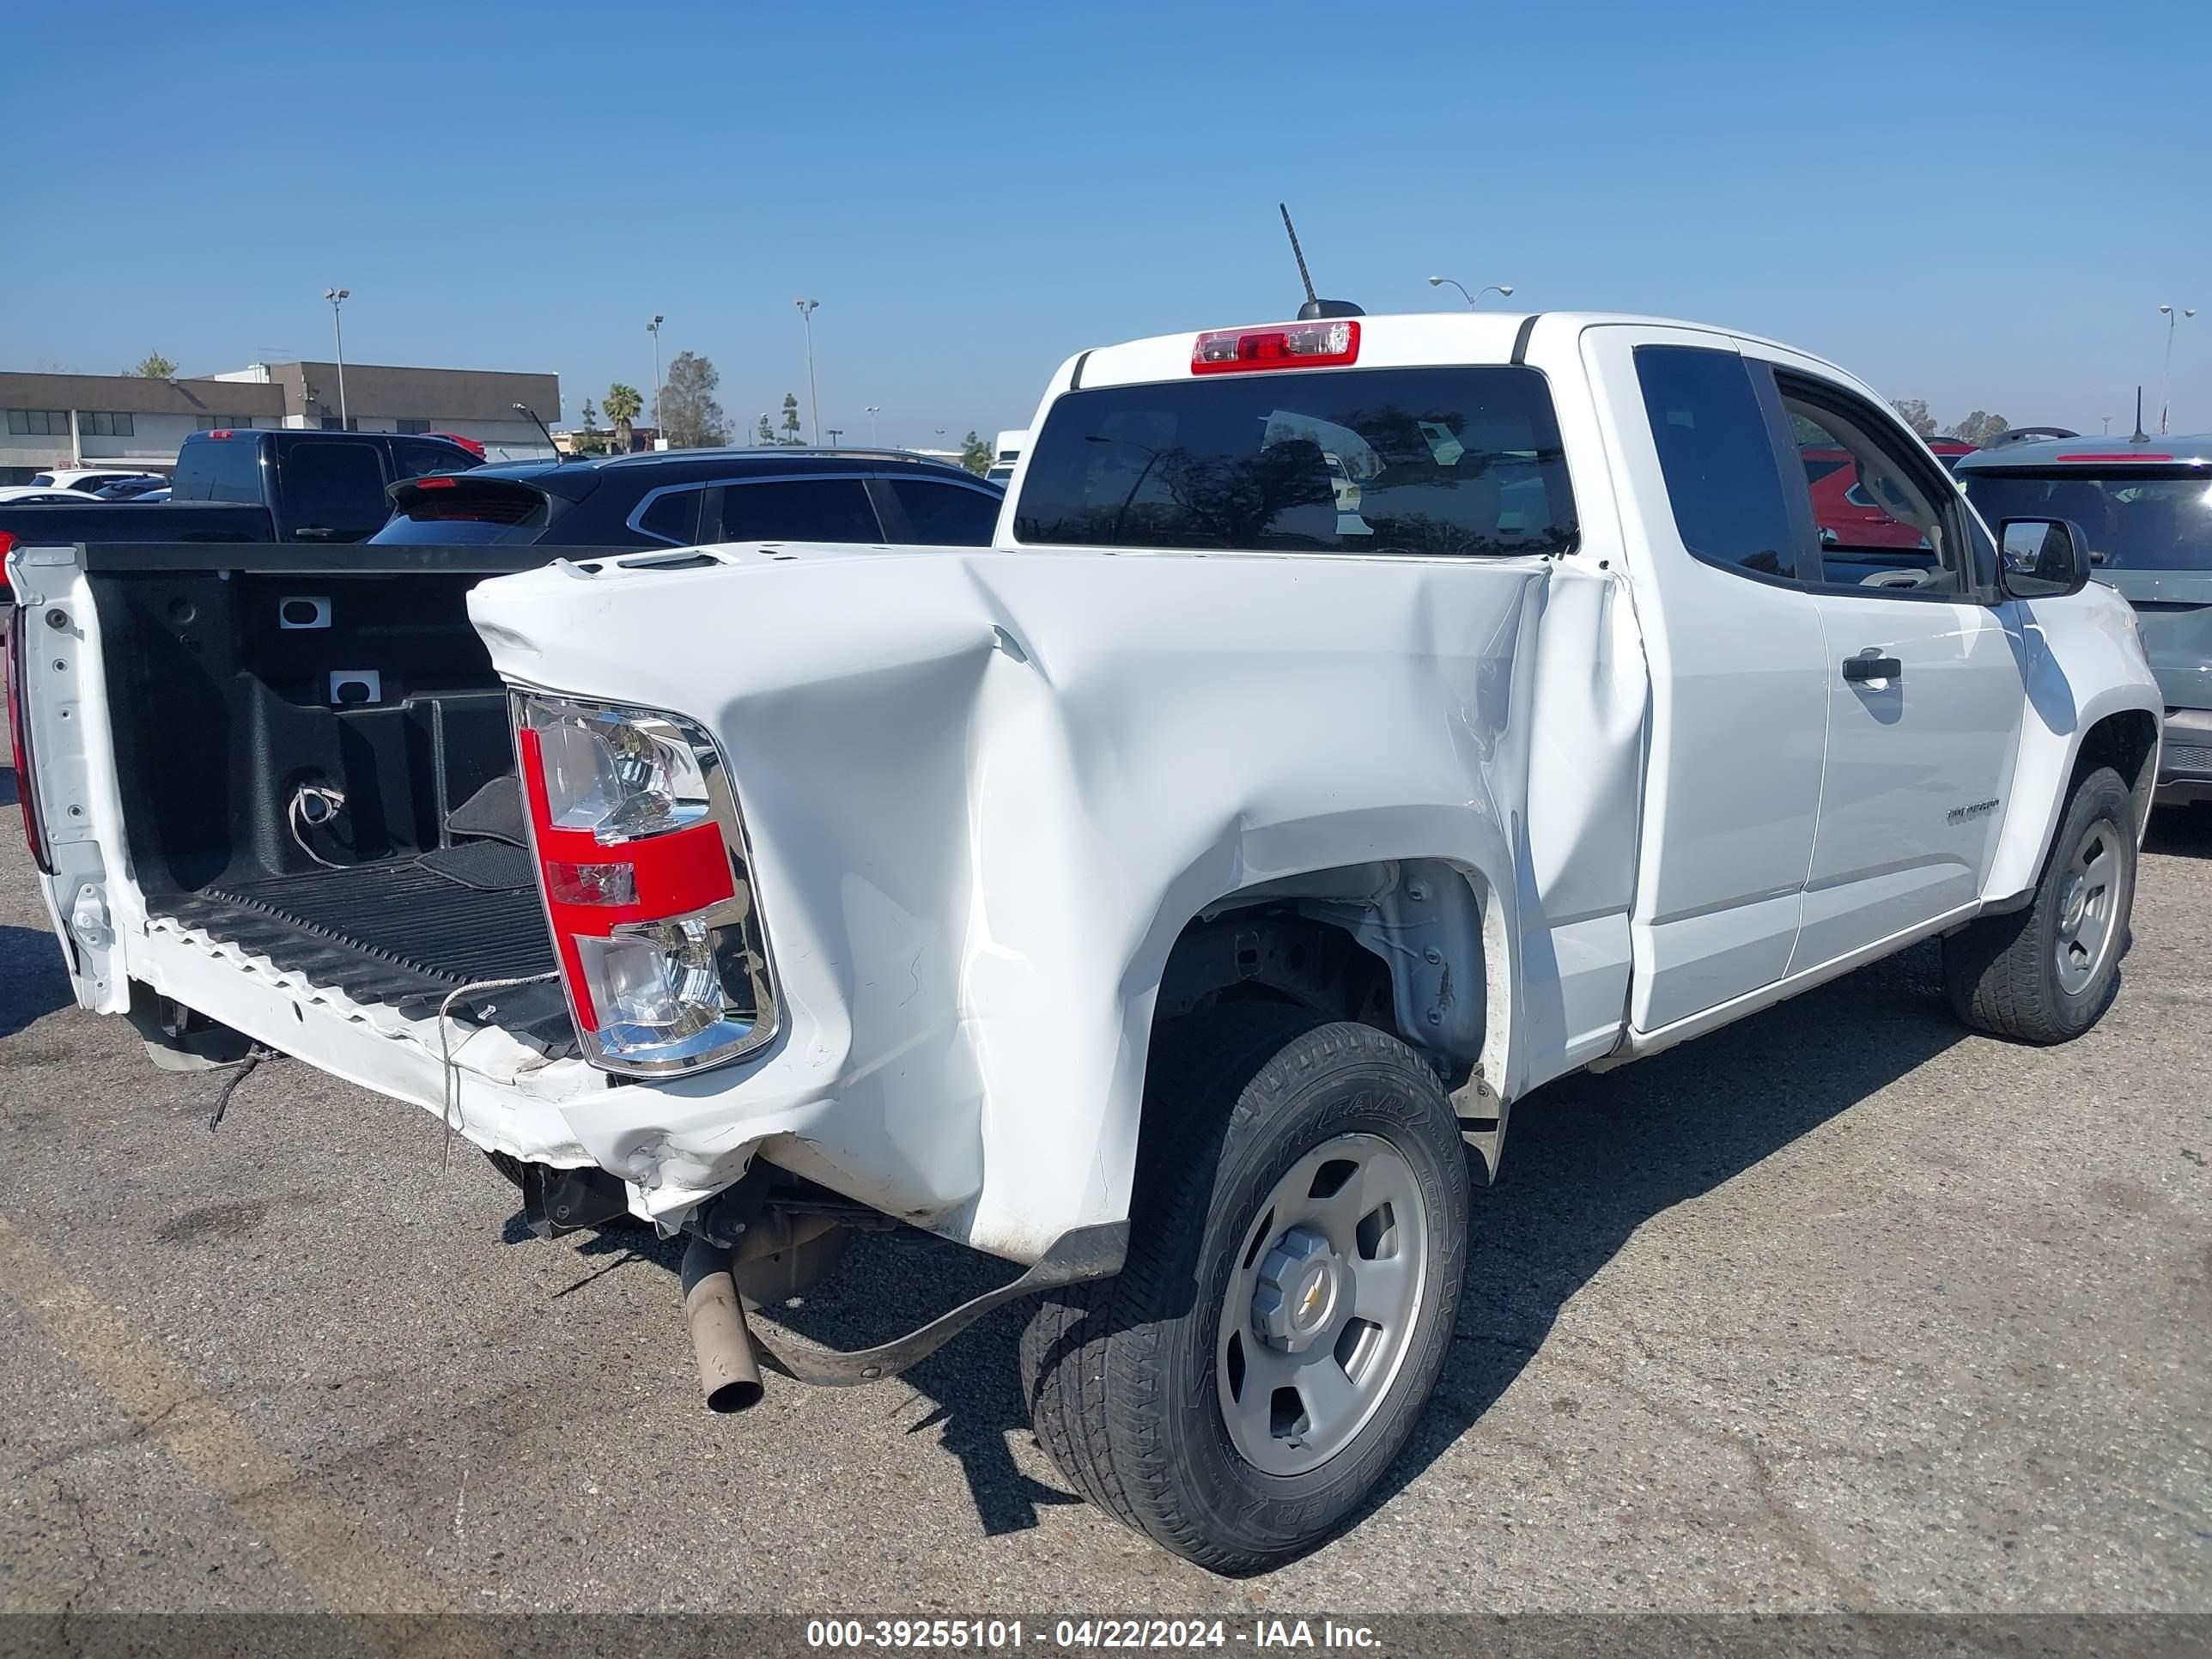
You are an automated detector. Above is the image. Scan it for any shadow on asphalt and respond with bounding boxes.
[0,921,74,1041]
[2146,803,2212,859]
[1350,939,1965,1547]
[0,764,17,809]
[531,941,1969,1557]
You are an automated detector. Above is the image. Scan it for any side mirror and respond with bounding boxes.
[1997,517,2091,599]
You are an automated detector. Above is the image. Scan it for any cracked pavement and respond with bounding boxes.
[0,773,2207,1613]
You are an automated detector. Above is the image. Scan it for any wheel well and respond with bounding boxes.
[1154,906,1400,1035]
[2074,708,2158,826]
[1150,859,1496,1086]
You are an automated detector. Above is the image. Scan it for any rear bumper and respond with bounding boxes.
[2155,707,2212,805]
[119,913,991,1242]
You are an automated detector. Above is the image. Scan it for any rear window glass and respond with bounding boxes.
[1961,471,2212,571]
[1013,366,1577,556]
[367,516,526,544]
[884,477,1001,545]
[281,441,388,537]
[173,435,263,503]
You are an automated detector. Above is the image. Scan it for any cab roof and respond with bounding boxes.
[1954,434,2212,470]
[1061,310,1861,391]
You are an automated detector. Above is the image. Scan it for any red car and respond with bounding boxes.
[1802,440,1973,547]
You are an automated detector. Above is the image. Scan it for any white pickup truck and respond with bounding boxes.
[5,310,2161,1571]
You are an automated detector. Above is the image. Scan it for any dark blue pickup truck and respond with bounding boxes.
[0,428,479,550]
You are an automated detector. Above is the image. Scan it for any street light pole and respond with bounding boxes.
[795,300,821,445]
[323,289,349,428]
[1427,276,1514,308]
[647,315,664,444]
[866,405,881,446]
[2159,305,2196,436]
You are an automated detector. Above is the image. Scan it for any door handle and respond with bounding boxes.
[1841,654,1903,684]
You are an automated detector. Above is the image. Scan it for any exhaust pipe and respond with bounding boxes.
[681,1231,763,1413]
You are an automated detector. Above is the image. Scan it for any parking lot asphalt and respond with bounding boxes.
[0,763,2206,1617]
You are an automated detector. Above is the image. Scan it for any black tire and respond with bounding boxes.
[1943,764,2136,1043]
[1020,1007,1471,1574]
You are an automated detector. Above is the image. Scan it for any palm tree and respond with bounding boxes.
[604,383,643,453]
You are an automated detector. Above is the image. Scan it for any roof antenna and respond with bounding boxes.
[2130,386,2148,445]
[513,402,562,459]
[1279,204,1364,320]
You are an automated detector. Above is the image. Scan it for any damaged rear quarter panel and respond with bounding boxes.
[470,544,1554,1261]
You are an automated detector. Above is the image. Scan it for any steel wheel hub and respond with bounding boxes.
[2055,817,2120,996]
[1251,1228,1346,1353]
[1216,1133,1429,1478]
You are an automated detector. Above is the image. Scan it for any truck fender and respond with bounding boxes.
[1982,592,2162,905]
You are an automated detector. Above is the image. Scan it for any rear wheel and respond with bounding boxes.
[1021,1009,1471,1573]
[1943,765,2136,1043]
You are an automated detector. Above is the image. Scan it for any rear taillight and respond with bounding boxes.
[5,594,54,874]
[513,692,775,1076]
[1192,319,1360,374]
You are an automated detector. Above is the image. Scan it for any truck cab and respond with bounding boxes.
[5,310,2160,1574]
[167,428,482,541]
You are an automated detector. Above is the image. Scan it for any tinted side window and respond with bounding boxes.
[173,436,264,503]
[1634,346,1799,581]
[279,440,388,537]
[884,478,1000,545]
[392,440,476,482]
[635,487,702,544]
[716,478,881,544]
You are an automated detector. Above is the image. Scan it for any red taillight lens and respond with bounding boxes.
[5,601,54,874]
[414,474,458,489]
[205,429,233,440]
[513,694,775,1076]
[1192,319,1360,374]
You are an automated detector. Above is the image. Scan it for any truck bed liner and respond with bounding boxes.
[154,859,557,1008]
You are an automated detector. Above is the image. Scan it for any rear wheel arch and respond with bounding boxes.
[1140,858,1515,1159]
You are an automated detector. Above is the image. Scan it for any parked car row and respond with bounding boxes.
[375,446,1004,550]
[8,301,2182,1576]
[0,429,1008,560]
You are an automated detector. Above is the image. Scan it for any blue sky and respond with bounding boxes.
[4,0,2207,444]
